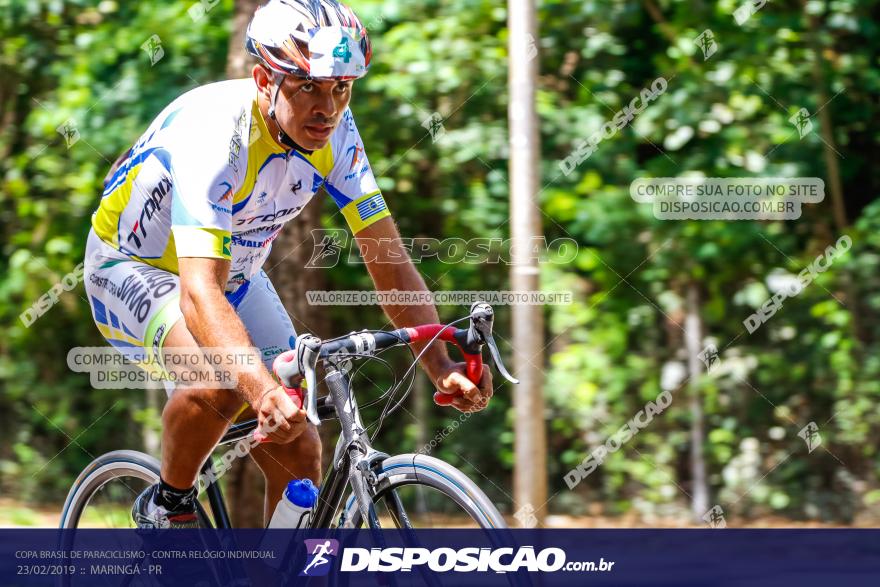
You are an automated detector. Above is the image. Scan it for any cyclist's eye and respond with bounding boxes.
[301,83,314,93]
[335,83,351,94]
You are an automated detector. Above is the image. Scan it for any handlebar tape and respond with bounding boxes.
[405,325,484,404]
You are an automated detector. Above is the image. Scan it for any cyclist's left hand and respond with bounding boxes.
[433,361,493,413]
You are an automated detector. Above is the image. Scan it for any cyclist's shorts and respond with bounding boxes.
[83,228,297,396]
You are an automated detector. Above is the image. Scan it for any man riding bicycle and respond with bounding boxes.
[83,0,493,529]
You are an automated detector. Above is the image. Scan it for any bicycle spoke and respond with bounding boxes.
[78,476,149,528]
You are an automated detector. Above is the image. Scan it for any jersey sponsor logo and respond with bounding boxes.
[152,323,166,360]
[125,175,172,249]
[229,272,247,287]
[133,264,177,298]
[291,180,302,195]
[239,223,281,236]
[343,110,355,132]
[210,182,233,214]
[89,273,119,296]
[228,108,247,172]
[218,182,233,202]
[231,236,263,248]
[229,133,242,172]
[234,206,303,226]
[347,144,364,171]
[114,275,152,323]
[344,166,370,181]
[344,144,369,181]
[116,264,176,324]
[232,229,280,249]
[261,345,284,359]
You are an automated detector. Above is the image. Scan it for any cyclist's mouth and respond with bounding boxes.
[304,124,334,141]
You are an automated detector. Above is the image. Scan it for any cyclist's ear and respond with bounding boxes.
[253,64,274,100]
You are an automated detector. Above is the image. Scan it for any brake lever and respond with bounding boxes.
[468,301,519,384]
[297,334,323,426]
[484,333,519,384]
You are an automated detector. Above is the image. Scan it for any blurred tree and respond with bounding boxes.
[225,0,266,529]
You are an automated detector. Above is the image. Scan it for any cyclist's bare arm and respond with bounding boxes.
[355,217,493,412]
[178,256,306,442]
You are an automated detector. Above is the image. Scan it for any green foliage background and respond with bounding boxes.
[1,0,878,524]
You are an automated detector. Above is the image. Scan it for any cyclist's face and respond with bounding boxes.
[276,76,353,151]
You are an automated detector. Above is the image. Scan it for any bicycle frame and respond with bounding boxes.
[198,360,404,530]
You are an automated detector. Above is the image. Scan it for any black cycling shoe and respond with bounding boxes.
[132,484,200,529]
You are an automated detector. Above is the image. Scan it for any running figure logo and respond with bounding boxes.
[301,538,340,576]
[305,228,348,269]
[789,108,813,138]
[693,29,718,60]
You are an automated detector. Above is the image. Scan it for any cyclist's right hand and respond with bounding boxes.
[254,386,308,444]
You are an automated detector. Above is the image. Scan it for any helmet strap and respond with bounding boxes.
[267,73,312,154]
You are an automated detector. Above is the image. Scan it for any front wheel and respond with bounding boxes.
[339,453,507,529]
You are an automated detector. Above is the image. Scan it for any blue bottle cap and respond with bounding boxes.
[285,478,318,508]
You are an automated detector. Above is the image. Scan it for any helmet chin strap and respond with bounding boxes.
[267,73,313,154]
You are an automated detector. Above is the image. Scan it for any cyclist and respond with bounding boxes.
[83,0,493,529]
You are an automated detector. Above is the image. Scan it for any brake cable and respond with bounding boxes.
[371,317,471,440]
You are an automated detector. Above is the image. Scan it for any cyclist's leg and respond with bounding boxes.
[158,321,245,489]
[232,269,322,524]
[83,230,243,492]
[250,427,321,523]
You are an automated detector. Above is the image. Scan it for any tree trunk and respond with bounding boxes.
[684,282,709,520]
[802,3,846,232]
[226,0,259,80]
[225,0,267,528]
[508,0,547,527]
[266,199,334,476]
[801,2,864,345]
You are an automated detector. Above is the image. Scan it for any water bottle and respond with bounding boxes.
[268,478,318,529]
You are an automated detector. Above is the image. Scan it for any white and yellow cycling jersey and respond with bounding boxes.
[92,78,390,293]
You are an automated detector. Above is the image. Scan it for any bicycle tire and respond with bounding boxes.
[338,453,507,529]
[60,450,212,529]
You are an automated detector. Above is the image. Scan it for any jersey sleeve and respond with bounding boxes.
[324,110,391,234]
[164,110,241,260]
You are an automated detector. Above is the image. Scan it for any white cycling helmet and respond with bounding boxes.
[245,0,371,81]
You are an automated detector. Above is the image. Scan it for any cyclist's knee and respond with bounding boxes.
[255,424,321,477]
[293,425,322,477]
[297,424,321,456]
[280,424,321,458]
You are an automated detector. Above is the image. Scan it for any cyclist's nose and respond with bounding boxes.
[312,90,336,120]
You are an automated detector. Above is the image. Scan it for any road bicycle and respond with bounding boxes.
[60,302,519,531]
